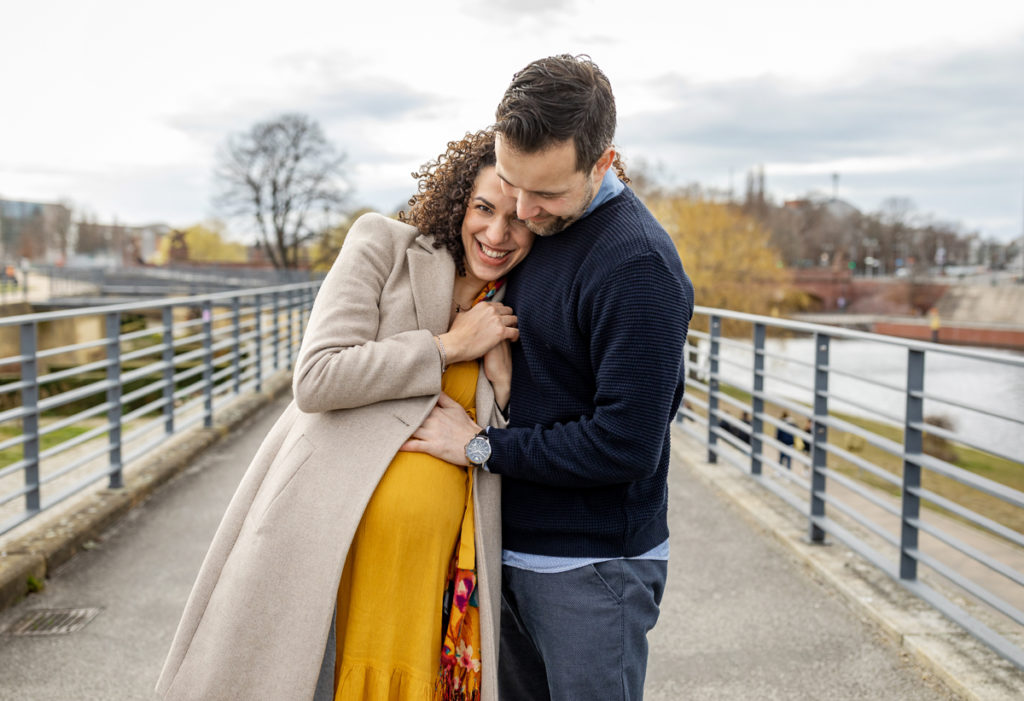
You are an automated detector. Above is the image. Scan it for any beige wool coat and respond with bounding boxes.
[156,213,504,701]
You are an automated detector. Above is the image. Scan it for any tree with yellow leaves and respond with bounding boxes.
[647,193,793,322]
[152,222,249,265]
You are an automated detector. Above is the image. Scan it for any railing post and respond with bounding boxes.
[900,348,925,580]
[286,289,295,369]
[706,315,721,463]
[162,306,175,435]
[105,311,124,489]
[254,293,263,393]
[272,291,281,371]
[202,301,214,428]
[19,322,41,514]
[809,333,830,543]
[232,296,242,395]
[751,322,766,475]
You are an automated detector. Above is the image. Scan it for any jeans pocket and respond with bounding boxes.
[589,560,624,604]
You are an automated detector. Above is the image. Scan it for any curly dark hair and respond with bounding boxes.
[400,130,496,276]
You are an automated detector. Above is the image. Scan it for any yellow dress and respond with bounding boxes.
[334,360,479,700]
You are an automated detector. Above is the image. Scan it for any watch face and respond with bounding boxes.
[466,435,491,466]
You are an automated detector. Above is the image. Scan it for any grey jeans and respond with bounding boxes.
[498,559,668,701]
[312,613,337,701]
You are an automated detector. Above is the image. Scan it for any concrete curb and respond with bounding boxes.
[0,371,292,614]
[671,430,1024,701]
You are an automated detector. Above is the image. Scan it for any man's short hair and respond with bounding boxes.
[495,54,616,173]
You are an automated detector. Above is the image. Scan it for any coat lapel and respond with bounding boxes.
[408,234,455,335]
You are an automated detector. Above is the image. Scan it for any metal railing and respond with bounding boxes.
[677,306,1024,669]
[0,282,320,536]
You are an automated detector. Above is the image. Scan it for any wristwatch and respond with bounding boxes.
[465,429,491,467]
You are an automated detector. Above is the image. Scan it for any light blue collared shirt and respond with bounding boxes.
[500,170,670,573]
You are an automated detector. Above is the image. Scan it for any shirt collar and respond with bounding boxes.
[584,169,625,217]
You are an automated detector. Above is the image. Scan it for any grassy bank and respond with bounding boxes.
[692,384,1024,533]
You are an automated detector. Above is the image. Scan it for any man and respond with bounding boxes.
[404,54,694,700]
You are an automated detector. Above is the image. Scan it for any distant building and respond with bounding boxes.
[0,198,73,263]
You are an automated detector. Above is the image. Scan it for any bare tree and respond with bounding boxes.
[215,113,349,269]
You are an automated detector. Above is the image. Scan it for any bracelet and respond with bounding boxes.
[434,335,448,369]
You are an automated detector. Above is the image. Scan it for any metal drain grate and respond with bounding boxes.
[4,608,101,636]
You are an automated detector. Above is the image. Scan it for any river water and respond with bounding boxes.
[702,337,1024,460]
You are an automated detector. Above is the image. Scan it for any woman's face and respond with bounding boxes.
[461,166,534,285]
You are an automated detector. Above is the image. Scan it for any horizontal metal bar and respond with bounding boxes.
[911,452,1024,509]
[823,390,903,426]
[40,443,111,485]
[909,420,1021,465]
[911,487,1024,550]
[817,490,900,549]
[39,465,119,511]
[690,305,1024,366]
[174,411,205,433]
[38,379,116,412]
[0,281,321,327]
[824,414,905,460]
[820,363,908,395]
[0,480,36,508]
[37,358,112,385]
[118,325,161,343]
[39,422,111,460]
[910,548,1024,627]
[0,432,30,453]
[686,379,710,396]
[819,442,902,488]
[173,365,206,386]
[122,433,172,465]
[911,518,1024,589]
[716,393,749,413]
[0,379,32,396]
[819,467,902,519]
[918,389,1024,427]
[758,348,817,371]
[0,352,30,366]
[122,415,166,445]
[900,576,1024,669]
[211,366,235,384]
[120,344,168,364]
[38,402,111,437]
[120,378,170,405]
[36,337,108,359]
[0,405,31,426]
[172,345,207,364]
[172,331,206,348]
[750,394,811,424]
[122,396,171,424]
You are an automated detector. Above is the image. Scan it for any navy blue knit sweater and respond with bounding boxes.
[487,186,694,558]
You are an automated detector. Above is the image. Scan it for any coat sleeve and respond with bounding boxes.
[292,213,443,414]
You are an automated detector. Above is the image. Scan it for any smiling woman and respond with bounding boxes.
[157,128,528,701]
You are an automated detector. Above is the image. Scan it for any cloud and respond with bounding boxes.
[466,0,577,20]
[616,37,1024,238]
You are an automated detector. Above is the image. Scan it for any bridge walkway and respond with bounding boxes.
[0,390,1003,700]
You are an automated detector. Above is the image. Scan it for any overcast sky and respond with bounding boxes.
[2,0,1023,242]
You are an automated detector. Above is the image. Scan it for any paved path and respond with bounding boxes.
[0,393,962,700]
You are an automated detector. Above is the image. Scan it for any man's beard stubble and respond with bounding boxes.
[526,175,596,237]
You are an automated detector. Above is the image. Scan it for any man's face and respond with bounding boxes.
[494,135,613,237]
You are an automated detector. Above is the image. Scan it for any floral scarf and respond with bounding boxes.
[435,278,503,700]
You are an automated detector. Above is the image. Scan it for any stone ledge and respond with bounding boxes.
[0,370,292,617]
[0,553,46,613]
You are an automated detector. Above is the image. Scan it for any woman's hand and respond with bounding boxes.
[440,301,518,365]
[483,340,511,410]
